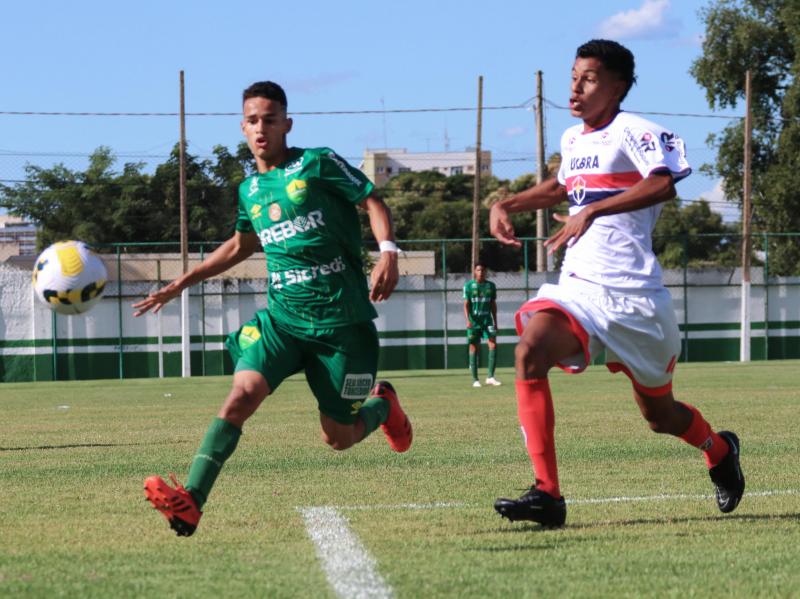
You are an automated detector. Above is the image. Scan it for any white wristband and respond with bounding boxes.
[379,240,399,253]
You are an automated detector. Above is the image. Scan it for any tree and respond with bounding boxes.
[691,0,800,274]
[0,144,253,252]
[653,199,739,267]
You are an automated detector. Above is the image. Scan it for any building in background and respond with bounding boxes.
[0,215,36,257]
[361,148,492,186]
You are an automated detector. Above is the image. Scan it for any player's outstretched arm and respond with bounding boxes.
[490,178,567,247]
[132,231,260,316]
[360,194,399,302]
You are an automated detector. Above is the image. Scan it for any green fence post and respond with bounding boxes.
[442,240,448,370]
[682,233,689,362]
[523,239,529,298]
[51,310,57,381]
[200,244,207,377]
[763,232,769,360]
[117,244,124,379]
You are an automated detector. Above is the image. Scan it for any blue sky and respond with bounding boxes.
[0,0,740,216]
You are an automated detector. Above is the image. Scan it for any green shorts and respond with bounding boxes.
[467,322,496,344]
[226,309,379,425]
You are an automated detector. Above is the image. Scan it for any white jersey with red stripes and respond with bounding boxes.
[556,111,691,290]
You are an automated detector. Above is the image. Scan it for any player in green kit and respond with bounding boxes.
[133,81,412,537]
[463,263,501,387]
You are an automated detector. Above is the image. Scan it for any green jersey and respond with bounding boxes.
[463,279,496,326]
[235,147,377,329]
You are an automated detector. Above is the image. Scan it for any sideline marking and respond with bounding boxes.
[298,506,393,599]
[299,489,798,597]
[325,488,799,511]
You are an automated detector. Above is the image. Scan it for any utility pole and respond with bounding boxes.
[535,71,547,272]
[471,75,483,272]
[740,70,753,362]
[179,71,191,377]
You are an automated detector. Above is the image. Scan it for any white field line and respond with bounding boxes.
[298,506,393,599]
[299,489,798,597]
[324,488,799,511]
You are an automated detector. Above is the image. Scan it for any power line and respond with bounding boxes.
[543,98,744,120]
[0,101,534,118]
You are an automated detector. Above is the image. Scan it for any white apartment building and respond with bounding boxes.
[361,148,492,186]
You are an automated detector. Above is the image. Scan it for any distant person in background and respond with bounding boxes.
[489,39,743,527]
[463,263,501,387]
[133,80,412,537]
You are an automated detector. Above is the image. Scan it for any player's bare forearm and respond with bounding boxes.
[464,301,472,327]
[544,172,675,254]
[361,194,399,301]
[581,171,675,219]
[490,178,567,247]
[132,231,259,316]
[498,178,568,214]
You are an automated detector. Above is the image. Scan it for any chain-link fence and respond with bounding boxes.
[2,233,797,383]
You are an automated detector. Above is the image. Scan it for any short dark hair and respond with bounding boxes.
[242,81,288,109]
[576,39,637,102]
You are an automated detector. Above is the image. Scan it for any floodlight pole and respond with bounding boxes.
[471,75,483,272]
[179,71,191,377]
[535,70,547,272]
[740,70,752,362]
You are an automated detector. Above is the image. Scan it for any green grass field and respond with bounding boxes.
[1,361,798,598]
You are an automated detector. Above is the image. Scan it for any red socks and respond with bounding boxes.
[677,402,730,468]
[515,378,560,498]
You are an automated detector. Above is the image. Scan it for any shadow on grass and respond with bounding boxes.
[474,511,800,550]
[0,441,188,452]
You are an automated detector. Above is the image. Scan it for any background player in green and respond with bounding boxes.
[133,81,412,537]
[463,263,501,387]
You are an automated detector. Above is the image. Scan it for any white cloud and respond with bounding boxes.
[503,126,527,138]
[696,179,740,223]
[596,0,682,40]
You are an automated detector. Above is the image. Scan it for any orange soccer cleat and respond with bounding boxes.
[374,380,413,453]
[144,473,202,537]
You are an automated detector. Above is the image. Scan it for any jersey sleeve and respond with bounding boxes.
[489,281,497,300]
[621,121,691,183]
[462,281,470,300]
[235,180,255,233]
[316,148,374,204]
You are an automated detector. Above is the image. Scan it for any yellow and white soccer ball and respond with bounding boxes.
[32,240,108,315]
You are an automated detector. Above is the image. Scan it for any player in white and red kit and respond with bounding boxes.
[489,39,744,527]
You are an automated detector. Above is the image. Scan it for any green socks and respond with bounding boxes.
[186,417,242,509]
[488,348,497,378]
[469,351,478,381]
[358,396,390,437]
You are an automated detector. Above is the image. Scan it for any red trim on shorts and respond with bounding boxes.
[515,299,591,374]
[607,361,673,397]
[665,354,677,374]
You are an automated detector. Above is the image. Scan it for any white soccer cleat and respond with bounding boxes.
[472,380,481,388]
[485,377,502,386]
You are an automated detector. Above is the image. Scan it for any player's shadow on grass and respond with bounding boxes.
[480,511,800,544]
[0,441,188,452]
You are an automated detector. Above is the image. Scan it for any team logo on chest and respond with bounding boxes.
[269,203,282,221]
[286,179,308,205]
[571,175,586,203]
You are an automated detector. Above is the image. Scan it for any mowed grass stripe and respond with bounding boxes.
[0,361,798,598]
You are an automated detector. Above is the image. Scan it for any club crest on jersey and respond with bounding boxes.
[286,179,308,204]
[571,175,587,202]
[238,325,261,349]
[269,203,282,221]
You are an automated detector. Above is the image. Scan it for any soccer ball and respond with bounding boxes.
[32,240,108,315]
